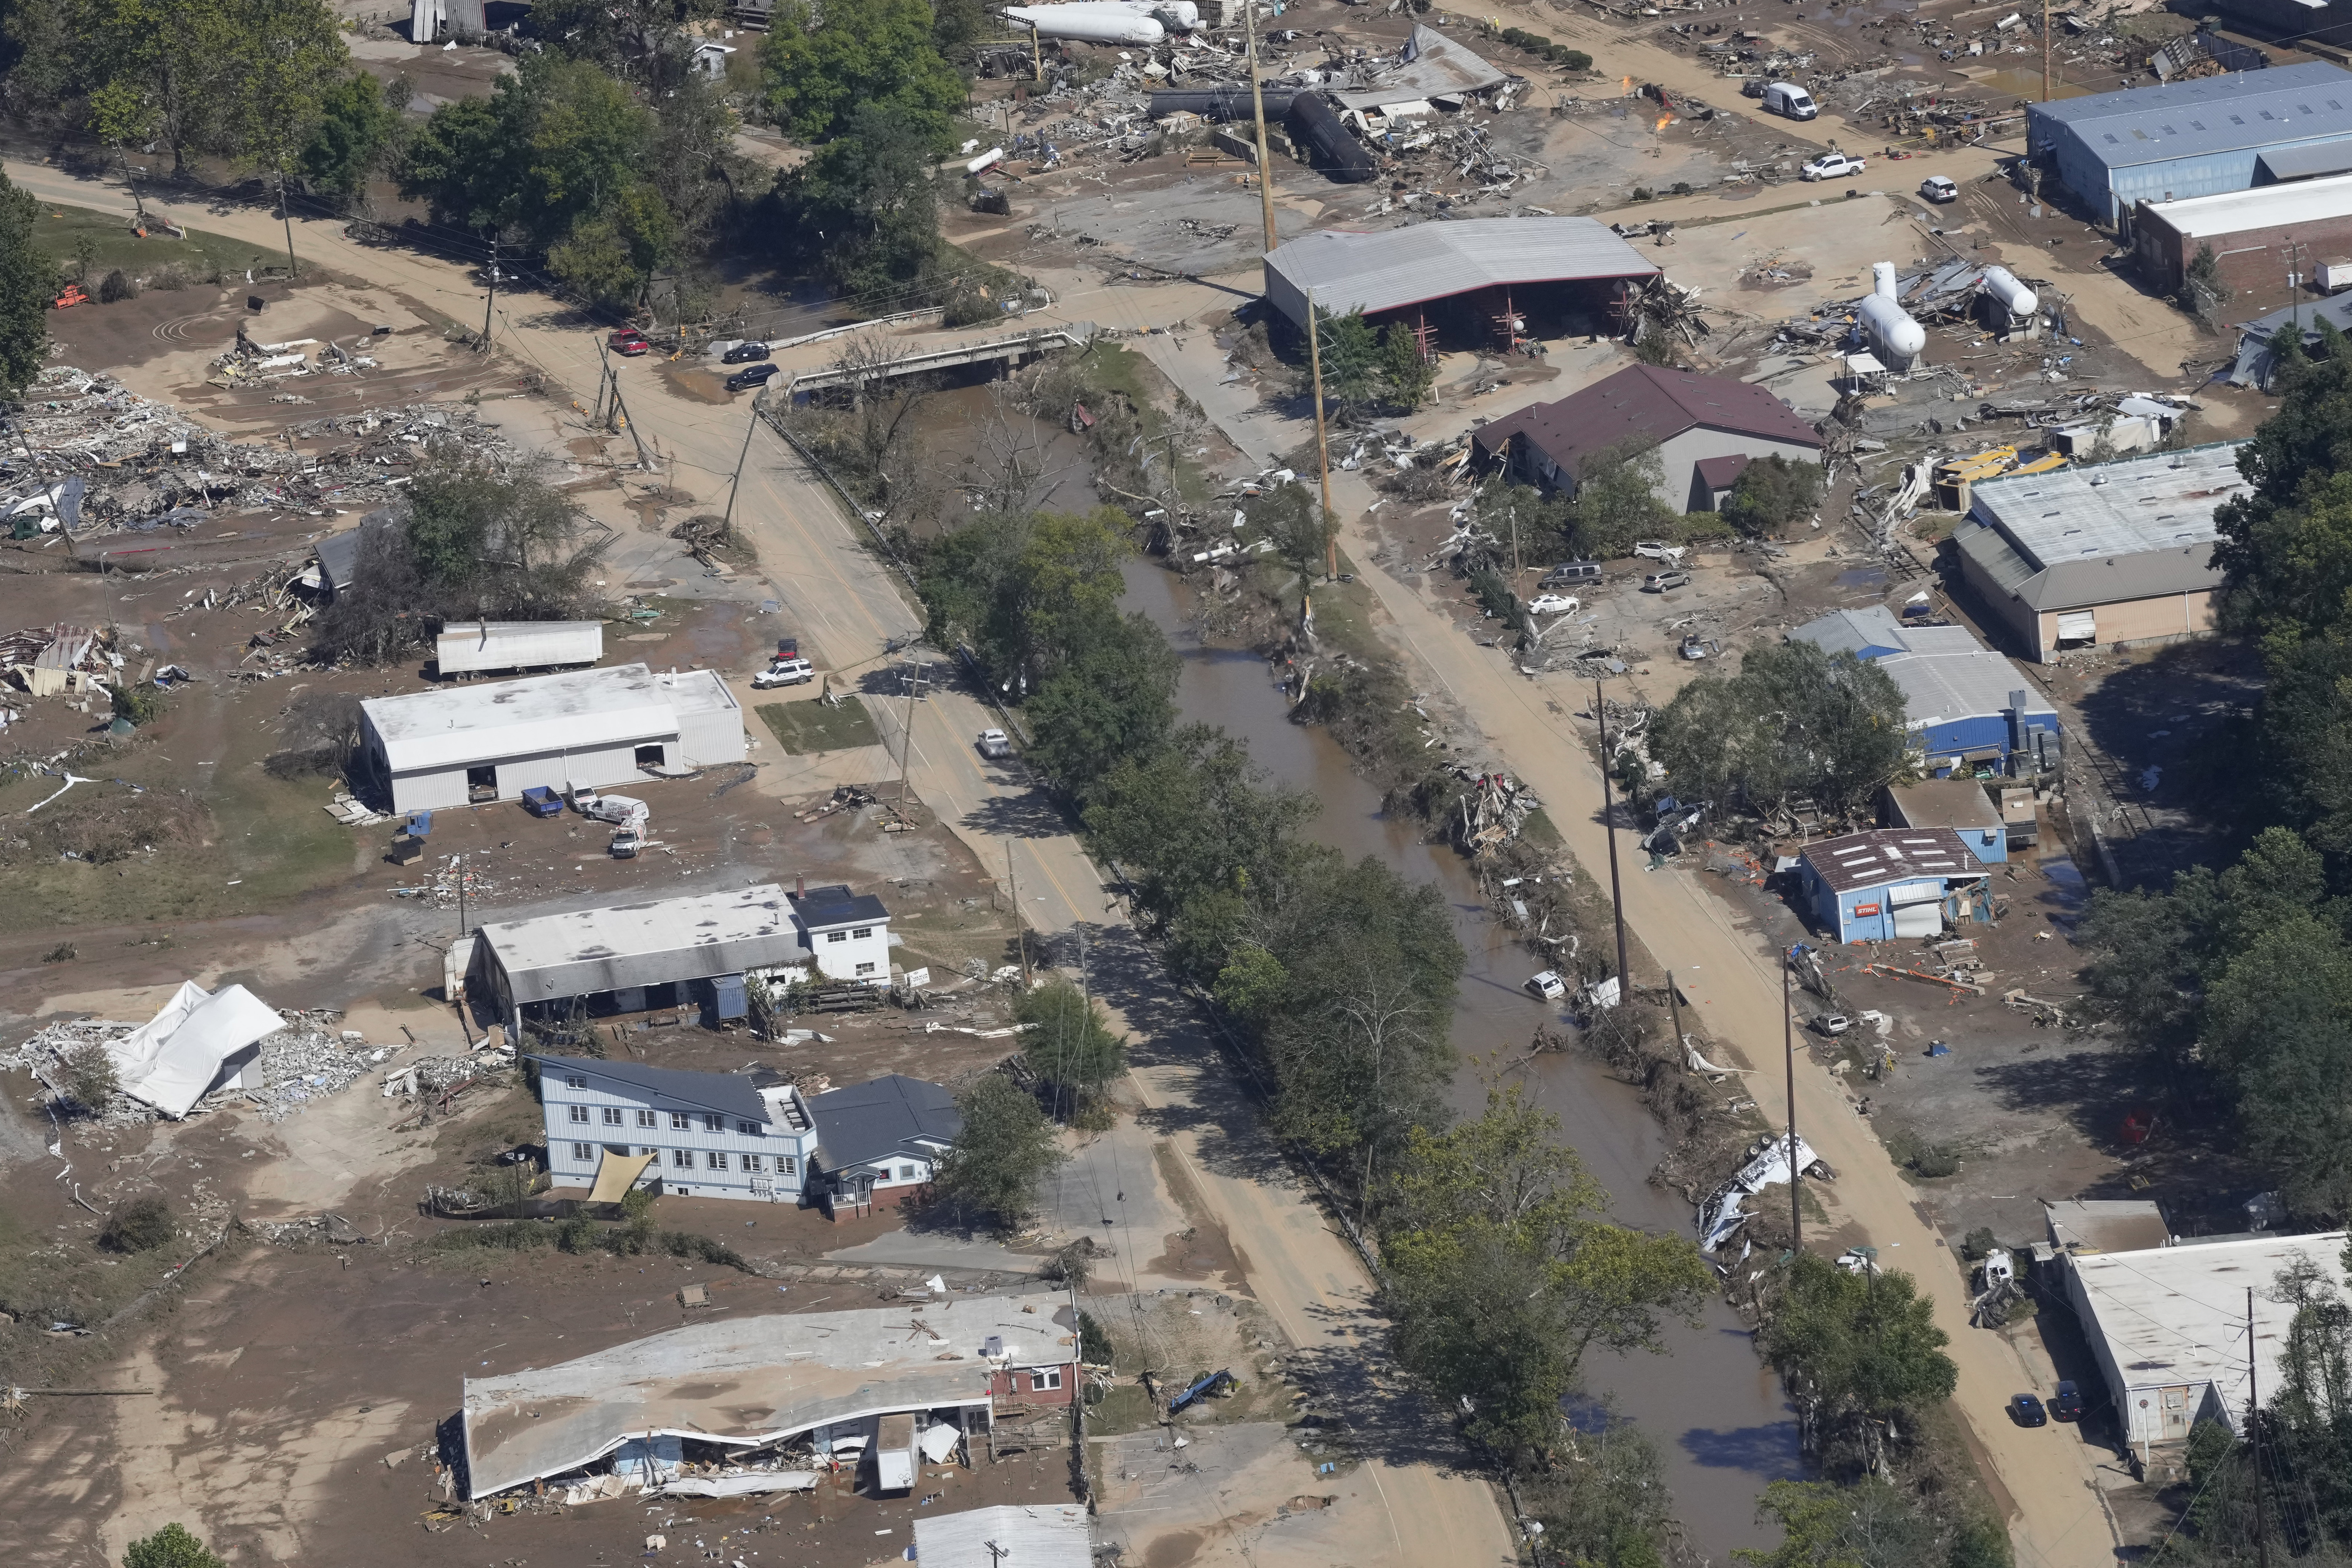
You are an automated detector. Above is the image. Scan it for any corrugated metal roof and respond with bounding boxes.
[1887,779,2003,832]
[1262,217,1656,321]
[2030,62,2352,169]
[435,620,605,674]
[363,663,678,775]
[1800,827,1984,893]
[480,883,809,1003]
[2257,140,2352,181]
[1964,443,2243,610]
[2144,167,2352,232]
[1471,364,1821,478]
[1789,606,1910,660]
[1789,608,2049,732]
[916,1506,1092,1568]
[1332,23,1508,110]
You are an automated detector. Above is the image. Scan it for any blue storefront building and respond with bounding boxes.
[1798,828,1992,944]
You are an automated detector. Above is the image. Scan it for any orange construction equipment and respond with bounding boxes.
[51,284,88,309]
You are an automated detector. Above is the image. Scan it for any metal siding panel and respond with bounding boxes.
[391,768,470,814]
[677,707,745,767]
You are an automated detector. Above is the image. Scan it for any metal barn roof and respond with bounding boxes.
[1787,608,2049,734]
[462,1291,1078,1497]
[2069,1231,2348,1433]
[1261,217,1656,324]
[435,620,605,674]
[363,663,677,774]
[479,883,807,1004]
[2031,61,2352,169]
[2142,168,2352,233]
[1800,828,1984,893]
[916,1506,1092,1568]
[1961,443,2245,610]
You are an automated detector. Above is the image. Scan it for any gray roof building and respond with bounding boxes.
[1789,605,2054,764]
[1951,443,2245,661]
[528,1053,773,1125]
[811,1074,961,1180]
[1260,217,1657,332]
[475,883,810,1013]
[2028,62,2352,222]
[916,1506,1092,1568]
[1800,827,1982,894]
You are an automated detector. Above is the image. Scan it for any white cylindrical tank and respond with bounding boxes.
[1005,5,1166,42]
[1051,0,1199,23]
[1859,293,1927,365]
[1980,265,2037,319]
[1872,261,1899,300]
[966,147,1006,174]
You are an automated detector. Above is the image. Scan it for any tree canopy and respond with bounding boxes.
[1648,640,1911,818]
[762,0,965,149]
[0,171,51,398]
[1015,980,1127,1110]
[930,1073,1063,1232]
[1757,1253,1958,1443]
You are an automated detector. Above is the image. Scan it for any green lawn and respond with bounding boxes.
[32,200,276,289]
[758,696,882,754]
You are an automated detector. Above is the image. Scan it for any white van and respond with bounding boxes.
[1762,82,1818,120]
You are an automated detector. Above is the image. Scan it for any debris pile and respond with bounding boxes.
[0,1008,392,1126]
[1444,762,1543,853]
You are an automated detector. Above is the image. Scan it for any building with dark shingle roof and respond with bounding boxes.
[808,1074,961,1219]
[1471,365,1823,514]
[1797,828,1990,943]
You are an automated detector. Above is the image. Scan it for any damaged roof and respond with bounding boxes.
[1261,217,1656,328]
[477,884,808,1003]
[1332,23,1509,110]
[1958,443,2244,611]
[461,1291,1079,1498]
[1472,364,1822,477]
[1800,828,1984,893]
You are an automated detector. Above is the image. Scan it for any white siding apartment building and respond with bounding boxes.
[790,883,894,985]
[535,1055,818,1202]
[359,662,746,814]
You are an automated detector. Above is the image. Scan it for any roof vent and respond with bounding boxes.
[2089,476,2108,486]
[984,1335,1006,1357]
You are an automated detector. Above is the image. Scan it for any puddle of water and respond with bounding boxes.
[1120,558,1803,1560]
[1835,567,1890,589]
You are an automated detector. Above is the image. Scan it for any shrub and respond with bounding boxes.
[98,269,135,303]
[1630,187,1654,202]
[124,1524,227,1568]
[1561,48,1593,69]
[111,682,165,727]
[1961,1226,1998,1260]
[101,1195,176,1253]
[149,264,190,292]
[58,1039,120,1109]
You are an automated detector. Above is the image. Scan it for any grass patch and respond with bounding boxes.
[33,201,275,289]
[758,697,881,754]
[1518,807,1563,849]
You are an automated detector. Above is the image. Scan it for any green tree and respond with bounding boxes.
[1733,1479,1939,1568]
[1016,980,1127,1107]
[1649,640,1910,819]
[547,180,676,307]
[1247,479,1336,584]
[1380,320,1436,411]
[229,0,350,212]
[529,0,724,83]
[918,506,1134,697]
[762,0,964,149]
[1310,305,1381,415]
[1757,1253,1958,1451]
[1382,1088,1712,1459]
[77,0,240,177]
[1565,441,1677,559]
[1021,608,1180,797]
[299,71,405,203]
[931,1074,1063,1232]
[783,103,944,295]
[1720,453,1826,537]
[123,1525,227,1568]
[0,170,51,398]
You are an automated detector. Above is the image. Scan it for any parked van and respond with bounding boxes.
[1542,560,1604,586]
[1762,82,1818,120]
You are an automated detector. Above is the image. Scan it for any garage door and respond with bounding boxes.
[2056,610,2096,642]
[1893,903,1944,938]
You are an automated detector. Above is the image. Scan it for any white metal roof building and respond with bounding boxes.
[2028,61,2352,222]
[1952,443,2247,663]
[916,1506,1092,1568]
[435,619,605,676]
[473,882,810,1027]
[461,1290,1080,1497]
[2063,1231,2347,1448]
[1260,217,1657,334]
[359,662,744,813]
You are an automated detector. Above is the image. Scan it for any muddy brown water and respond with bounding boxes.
[1120,558,1802,1561]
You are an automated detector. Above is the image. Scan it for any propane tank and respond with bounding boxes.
[1872,261,1899,300]
[1859,294,1927,367]
[1979,265,2038,320]
[1005,5,1166,43]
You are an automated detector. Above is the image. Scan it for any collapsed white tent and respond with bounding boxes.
[108,981,285,1118]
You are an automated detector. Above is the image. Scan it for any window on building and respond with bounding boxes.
[738,1119,760,1134]
[744,1154,764,1173]
[2230,114,2246,125]
[602,1107,623,1126]
[572,1142,593,1161]
[708,1151,729,1171]
[640,1147,659,1159]
[782,1156,798,1175]
[670,1111,691,1130]
[897,1163,920,1181]
[827,931,847,943]
[2130,128,2148,140]
[704,1112,724,1133]
[569,1104,590,1123]
[564,1074,587,1089]
[852,927,872,939]
[1029,1368,1064,1392]
[2102,132,2119,144]
[2160,123,2177,134]
[2191,119,2206,129]
[2259,109,2276,120]
[636,1109,656,1128]
[856,962,878,976]
[673,1149,694,1168]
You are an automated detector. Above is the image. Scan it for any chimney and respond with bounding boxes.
[795,873,805,897]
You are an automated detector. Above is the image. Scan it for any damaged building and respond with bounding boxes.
[1260,217,1658,349]
[536,1055,820,1203]
[1789,605,2058,777]
[1798,828,1993,943]
[459,1290,1080,1499]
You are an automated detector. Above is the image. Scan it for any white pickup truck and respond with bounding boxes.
[1800,152,1866,182]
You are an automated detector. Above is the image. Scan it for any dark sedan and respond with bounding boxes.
[2010,1393,2048,1428]
[2051,1381,2085,1421]
[721,341,771,364]
[725,362,780,392]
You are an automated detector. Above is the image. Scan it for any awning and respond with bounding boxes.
[588,1149,656,1203]
[2257,139,2352,183]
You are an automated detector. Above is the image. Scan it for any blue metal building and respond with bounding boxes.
[2027,62,2352,225]
[1798,829,1992,944]
[1789,606,2058,778]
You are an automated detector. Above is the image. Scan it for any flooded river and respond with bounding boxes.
[1120,558,1804,1561]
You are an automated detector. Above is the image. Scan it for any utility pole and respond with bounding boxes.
[1593,680,1630,999]
[2250,1286,2272,1568]
[1244,0,1279,256]
[277,164,299,279]
[1304,285,1337,581]
[1785,945,1801,1252]
[1665,968,1684,1056]
[457,850,468,936]
[2041,0,2051,103]
[894,659,930,805]
[480,233,498,349]
[2288,235,2306,344]
[722,393,762,534]
[1007,841,1030,987]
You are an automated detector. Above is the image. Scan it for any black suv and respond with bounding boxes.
[725,362,781,392]
[721,341,771,364]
